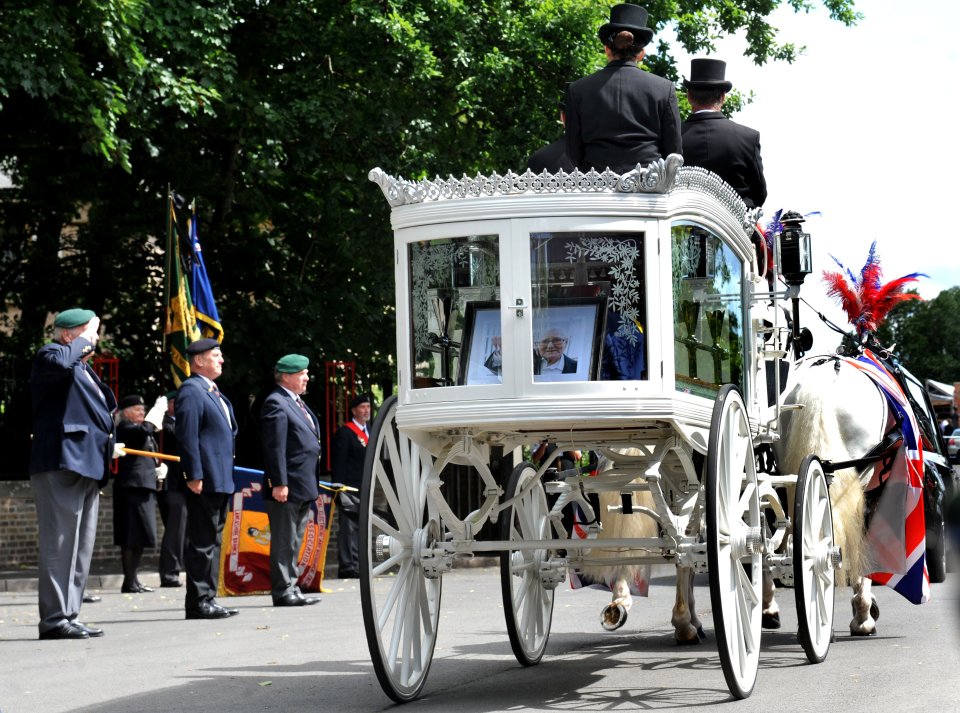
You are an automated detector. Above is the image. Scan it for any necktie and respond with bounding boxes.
[210,384,232,425]
[295,397,317,433]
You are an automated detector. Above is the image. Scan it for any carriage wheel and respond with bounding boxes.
[500,461,556,666]
[706,385,763,700]
[359,395,442,703]
[793,455,836,664]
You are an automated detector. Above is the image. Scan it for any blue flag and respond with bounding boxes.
[188,206,224,341]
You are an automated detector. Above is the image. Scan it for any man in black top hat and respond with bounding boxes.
[331,393,372,578]
[681,58,767,208]
[176,337,239,620]
[565,4,681,173]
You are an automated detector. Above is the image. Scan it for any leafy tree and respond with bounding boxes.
[892,287,960,383]
[0,0,861,475]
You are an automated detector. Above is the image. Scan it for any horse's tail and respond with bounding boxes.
[579,447,657,584]
[778,362,868,586]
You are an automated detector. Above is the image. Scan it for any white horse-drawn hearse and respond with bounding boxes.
[360,157,844,703]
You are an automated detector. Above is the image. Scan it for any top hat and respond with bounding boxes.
[683,58,733,92]
[598,4,654,47]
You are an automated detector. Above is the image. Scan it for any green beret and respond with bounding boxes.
[275,353,309,373]
[54,308,96,329]
[164,390,178,400]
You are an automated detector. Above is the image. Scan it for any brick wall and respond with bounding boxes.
[0,481,342,576]
[0,480,124,569]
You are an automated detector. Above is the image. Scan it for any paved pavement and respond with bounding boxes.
[2,565,958,713]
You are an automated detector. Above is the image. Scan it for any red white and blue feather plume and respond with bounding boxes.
[822,242,925,335]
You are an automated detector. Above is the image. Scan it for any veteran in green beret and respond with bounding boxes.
[259,353,322,606]
[29,307,118,639]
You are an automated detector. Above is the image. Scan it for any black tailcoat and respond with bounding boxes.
[681,111,767,208]
[565,60,682,173]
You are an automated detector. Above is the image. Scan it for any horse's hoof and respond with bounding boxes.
[869,597,880,622]
[762,612,781,629]
[850,628,878,637]
[601,604,627,632]
[697,625,706,641]
[675,632,701,646]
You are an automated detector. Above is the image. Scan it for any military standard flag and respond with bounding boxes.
[164,196,201,386]
[187,204,224,342]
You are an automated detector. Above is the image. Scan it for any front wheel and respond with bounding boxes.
[359,396,442,703]
[500,462,556,665]
[706,385,762,700]
[793,455,836,664]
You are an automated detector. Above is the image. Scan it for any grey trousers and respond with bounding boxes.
[30,470,100,633]
[265,499,311,600]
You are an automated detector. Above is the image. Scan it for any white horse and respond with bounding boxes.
[581,351,887,642]
[773,353,887,636]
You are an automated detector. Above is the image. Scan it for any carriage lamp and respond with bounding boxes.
[777,211,813,286]
[776,211,813,358]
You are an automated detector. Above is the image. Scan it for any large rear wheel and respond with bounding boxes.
[359,396,442,703]
[706,385,762,700]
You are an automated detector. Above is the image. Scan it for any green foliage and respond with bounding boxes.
[0,0,862,474]
[884,288,960,384]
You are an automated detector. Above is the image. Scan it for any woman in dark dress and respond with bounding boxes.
[114,394,166,593]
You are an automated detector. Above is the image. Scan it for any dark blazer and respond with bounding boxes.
[29,337,117,481]
[527,139,575,174]
[533,354,578,375]
[116,420,159,489]
[331,421,367,490]
[159,412,185,492]
[175,375,238,494]
[681,111,767,208]
[260,386,321,504]
[566,60,682,174]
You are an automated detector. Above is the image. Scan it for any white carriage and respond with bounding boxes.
[362,158,840,702]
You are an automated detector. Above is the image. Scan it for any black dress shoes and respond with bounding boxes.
[39,622,89,640]
[82,594,101,603]
[121,583,155,593]
[273,592,321,607]
[160,578,183,588]
[186,603,232,620]
[75,622,104,637]
[213,603,239,617]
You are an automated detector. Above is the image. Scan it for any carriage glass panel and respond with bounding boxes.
[407,235,500,388]
[529,232,646,382]
[671,222,745,397]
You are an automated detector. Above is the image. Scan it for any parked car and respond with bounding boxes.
[947,428,960,463]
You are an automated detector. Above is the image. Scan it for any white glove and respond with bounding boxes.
[155,462,168,481]
[113,442,126,459]
[144,395,167,430]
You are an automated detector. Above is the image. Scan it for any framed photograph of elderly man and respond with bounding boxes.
[532,298,606,383]
[458,301,504,386]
